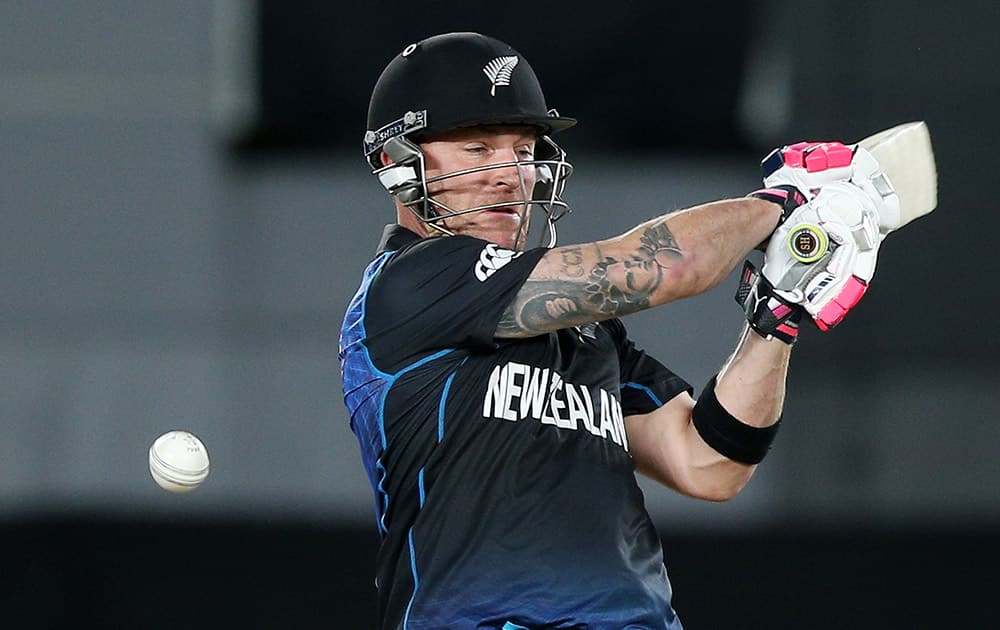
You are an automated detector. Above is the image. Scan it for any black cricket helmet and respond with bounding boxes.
[363,32,576,247]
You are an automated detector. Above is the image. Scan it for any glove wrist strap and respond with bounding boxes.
[747,184,808,228]
[734,261,804,345]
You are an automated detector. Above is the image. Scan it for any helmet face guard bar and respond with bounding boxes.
[373,135,573,249]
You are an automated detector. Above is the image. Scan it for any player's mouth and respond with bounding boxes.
[484,204,522,216]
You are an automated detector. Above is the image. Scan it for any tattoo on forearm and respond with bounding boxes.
[639,222,683,264]
[559,246,587,278]
[495,283,587,335]
[584,222,683,314]
[497,220,685,337]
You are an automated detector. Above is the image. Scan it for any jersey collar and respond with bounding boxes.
[375,224,422,255]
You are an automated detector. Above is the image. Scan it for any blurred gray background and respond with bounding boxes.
[2,1,998,627]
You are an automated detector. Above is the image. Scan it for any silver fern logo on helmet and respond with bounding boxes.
[483,56,519,96]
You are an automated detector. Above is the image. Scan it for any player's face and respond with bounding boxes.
[420,126,539,249]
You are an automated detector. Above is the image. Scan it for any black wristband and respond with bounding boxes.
[691,375,780,465]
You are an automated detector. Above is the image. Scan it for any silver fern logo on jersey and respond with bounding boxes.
[483,56,519,96]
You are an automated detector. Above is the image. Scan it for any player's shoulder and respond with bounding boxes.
[387,233,487,265]
[385,234,545,283]
[372,224,481,260]
[368,235,500,307]
[599,317,629,343]
[404,233,531,257]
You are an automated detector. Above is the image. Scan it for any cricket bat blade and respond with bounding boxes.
[856,121,938,232]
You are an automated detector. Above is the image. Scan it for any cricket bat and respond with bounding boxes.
[855,121,938,234]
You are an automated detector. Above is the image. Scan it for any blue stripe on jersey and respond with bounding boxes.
[376,346,451,536]
[438,358,467,441]
[340,252,393,530]
[623,381,665,407]
[340,251,456,535]
[402,468,428,629]
[404,358,466,629]
[502,623,530,630]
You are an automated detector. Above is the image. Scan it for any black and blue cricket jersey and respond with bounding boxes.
[339,225,692,630]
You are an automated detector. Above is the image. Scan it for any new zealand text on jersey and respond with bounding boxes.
[482,361,629,450]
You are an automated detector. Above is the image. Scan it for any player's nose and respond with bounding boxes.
[487,150,533,190]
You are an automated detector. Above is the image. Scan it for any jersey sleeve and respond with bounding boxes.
[604,318,693,416]
[363,236,548,369]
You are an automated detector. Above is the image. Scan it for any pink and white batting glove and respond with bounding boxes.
[762,141,856,195]
[761,181,882,330]
[747,142,856,230]
[750,140,901,240]
[734,260,804,344]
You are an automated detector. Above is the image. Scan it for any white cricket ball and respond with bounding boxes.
[148,430,210,493]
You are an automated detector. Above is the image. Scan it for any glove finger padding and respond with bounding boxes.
[761,141,856,200]
[761,141,902,239]
[762,182,882,330]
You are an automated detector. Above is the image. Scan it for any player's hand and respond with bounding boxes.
[747,141,856,249]
[757,141,901,237]
[762,140,855,195]
[734,260,804,344]
[746,185,808,248]
[760,181,882,330]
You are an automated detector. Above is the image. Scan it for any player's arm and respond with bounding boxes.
[624,326,790,501]
[496,197,781,338]
[622,159,887,498]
